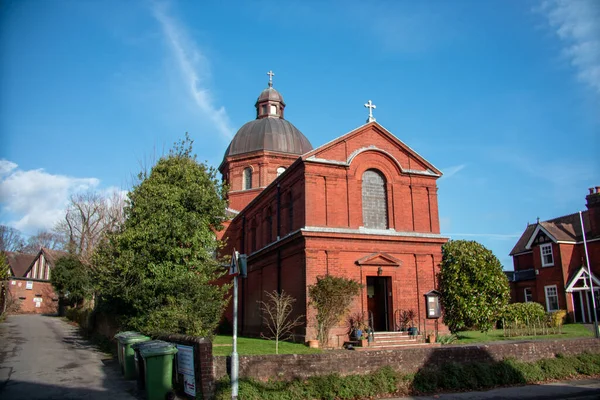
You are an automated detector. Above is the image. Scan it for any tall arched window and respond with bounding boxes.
[243,167,252,190]
[277,166,286,177]
[362,169,388,229]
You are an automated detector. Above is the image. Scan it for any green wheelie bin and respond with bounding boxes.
[132,340,169,390]
[114,331,141,371]
[118,333,150,379]
[140,342,178,400]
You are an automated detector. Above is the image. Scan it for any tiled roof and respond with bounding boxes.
[510,211,593,256]
[4,252,36,277]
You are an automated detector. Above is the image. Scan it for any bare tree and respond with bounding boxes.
[258,290,304,354]
[54,190,125,265]
[22,230,65,254]
[0,225,25,252]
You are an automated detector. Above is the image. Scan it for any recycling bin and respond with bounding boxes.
[118,332,150,379]
[114,331,141,370]
[140,342,178,400]
[132,340,169,390]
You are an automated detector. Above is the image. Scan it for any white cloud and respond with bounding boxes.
[539,0,600,94]
[0,161,100,234]
[152,2,234,139]
[440,164,466,180]
[0,160,18,175]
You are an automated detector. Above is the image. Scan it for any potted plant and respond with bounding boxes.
[426,332,435,343]
[406,310,418,336]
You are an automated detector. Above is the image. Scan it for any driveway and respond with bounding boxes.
[0,314,139,400]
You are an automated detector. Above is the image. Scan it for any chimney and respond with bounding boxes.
[586,186,600,236]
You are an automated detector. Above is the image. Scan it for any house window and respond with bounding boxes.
[524,288,533,303]
[362,169,388,229]
[277,167,286,177]
[243,168,252,190]
[544,285,559,312]
[540,243,554,267]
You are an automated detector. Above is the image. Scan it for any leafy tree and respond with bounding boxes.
[51,255,92,307]
[258,290,304,354]
[308,275,361,346]
[438,240,510,333]
[94,135,229,337]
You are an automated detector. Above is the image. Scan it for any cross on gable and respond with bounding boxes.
[267,70,275,87]
[364,100,376,123]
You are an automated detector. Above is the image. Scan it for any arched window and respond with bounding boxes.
[243,167,252,190]
[277,166,286,177]
[362,169,388,229]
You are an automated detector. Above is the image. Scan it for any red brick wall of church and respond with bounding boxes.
[303,235,447,343]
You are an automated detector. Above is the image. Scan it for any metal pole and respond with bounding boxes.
[579,211,599,338]
[231,274,239,399]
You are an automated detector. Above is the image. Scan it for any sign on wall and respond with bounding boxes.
[176,344,195,396]
[26,281,33,290]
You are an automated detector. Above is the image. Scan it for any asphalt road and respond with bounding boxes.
[0,314,139,400]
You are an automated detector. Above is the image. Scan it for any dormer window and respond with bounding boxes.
[540,243,553,267]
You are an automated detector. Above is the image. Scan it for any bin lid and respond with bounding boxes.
[140,343,178,358]
[131,340,168,351]
[119,334,151,345]
[114,331,140,339]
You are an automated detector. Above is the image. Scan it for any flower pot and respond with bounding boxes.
[408,327,418,336]
[359,339,368,347]
[426,334,435,343]
[307,339,319,348]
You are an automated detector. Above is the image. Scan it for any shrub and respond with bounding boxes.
[548,310,567,327]
[502,302,546,326]
[308,275,361,346]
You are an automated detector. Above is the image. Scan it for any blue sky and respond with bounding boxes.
[1,0,599,269]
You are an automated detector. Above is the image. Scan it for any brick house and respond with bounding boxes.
[508,187,600,323]
[3,248,65,314]
[217,75,448,345]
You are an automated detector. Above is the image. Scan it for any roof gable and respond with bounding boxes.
[303,122,442,176]
[511,211,592,256]
[356,252,402,267]
[4,252,36,277]
[22,247,68,277]
[565,266,600,292]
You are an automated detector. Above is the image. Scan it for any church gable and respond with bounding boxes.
[303,122,441,177]
[356,252,402,267]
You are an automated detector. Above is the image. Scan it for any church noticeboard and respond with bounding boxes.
[176,344,195,396]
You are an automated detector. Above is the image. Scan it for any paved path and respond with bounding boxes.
[388,378,600,400]
[0,314,139,400]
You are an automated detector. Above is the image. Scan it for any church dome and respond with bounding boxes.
[256,87,286,106]
[224,71,313,158]
[225,118,312,157]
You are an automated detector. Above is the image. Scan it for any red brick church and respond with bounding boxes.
[217,72,448,345]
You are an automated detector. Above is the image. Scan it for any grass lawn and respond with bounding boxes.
[212,335,321,356]
[453,323,593,344]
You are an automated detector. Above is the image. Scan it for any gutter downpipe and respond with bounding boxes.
[579,211,599,338]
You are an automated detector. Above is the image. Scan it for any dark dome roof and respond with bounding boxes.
[256,87,285,106]
[224,118,313,157]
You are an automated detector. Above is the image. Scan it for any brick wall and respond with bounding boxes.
[213,338,600,382]
[156,333,214,400]
[6,277,58,314]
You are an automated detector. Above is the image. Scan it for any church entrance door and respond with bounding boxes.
[367,276,392,331]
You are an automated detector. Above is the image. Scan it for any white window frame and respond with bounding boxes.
[544,285,559,312]
[524,288,533,303]
[540,243,554,267]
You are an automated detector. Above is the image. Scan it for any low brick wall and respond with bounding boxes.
[214,338,600,382]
